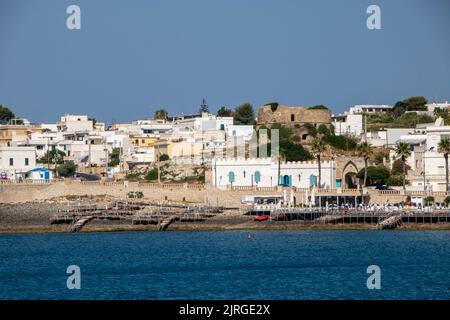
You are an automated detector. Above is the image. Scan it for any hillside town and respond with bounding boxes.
[1,97,450,209]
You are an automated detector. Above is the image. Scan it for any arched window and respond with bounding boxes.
[254,171,261,183]
[228,171,235,183]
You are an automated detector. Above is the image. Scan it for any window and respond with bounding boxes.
[142,139,145,143]
[9,158,13,166]
[25,158,29,166]
[254,171,261,183]
[291,114,295,121]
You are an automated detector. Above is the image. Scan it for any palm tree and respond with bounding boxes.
[437,137,450,192]
[311,139,326,188]
[277,149,286,186]
[394,142,411,191]
[357,142,373,188]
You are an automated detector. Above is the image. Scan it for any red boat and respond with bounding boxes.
[254,214,269,221]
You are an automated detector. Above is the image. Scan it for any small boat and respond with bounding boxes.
[254,214,269,221]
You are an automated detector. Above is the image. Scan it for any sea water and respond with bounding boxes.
[0,230,449,299]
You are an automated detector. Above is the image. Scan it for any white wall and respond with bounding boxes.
[212,158,336,189]
[0,146,36,179]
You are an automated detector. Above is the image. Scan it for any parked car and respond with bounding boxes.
[375,185,395,190]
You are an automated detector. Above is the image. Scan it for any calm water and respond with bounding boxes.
[0,230,449,300]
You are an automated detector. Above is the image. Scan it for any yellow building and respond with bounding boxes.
[0,125,41,146]
[129,135,159,149]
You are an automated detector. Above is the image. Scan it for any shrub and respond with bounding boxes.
[318,124,331,136]
[281,141,313,162]
[444,196,450,206]
[159,154,169,161]
[386,174,406,186]
[145,168,158,181]
[323,134,357,150]
[424,196,435,206]
[303,123,317,137]
[391,158,411,175]
[57,161,76,177]
[126,172,140,181]
[308,105,328,110]
[128,191,143,198]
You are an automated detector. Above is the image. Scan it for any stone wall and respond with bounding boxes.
[1,181,448,206]
[257,105,331,127]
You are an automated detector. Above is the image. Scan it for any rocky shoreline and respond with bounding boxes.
[1,197,450,234]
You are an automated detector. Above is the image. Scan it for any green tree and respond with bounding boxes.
[233,103,255,125]
[108,148,121,167]
[159,154,169,161]
[356,166,390,186]
[40,149,66,165]
[217,106,233,117]
[0,105,15,123]
[444,196,450,207]
[357,141,372,187]
[438,137,450,192]
[311,139,326,188]
[199,98,209,114]
[145,168,159,181]
[391,158,411,175]
[57,161,77,177]
[154,109,168,120]
[394,142,412,191]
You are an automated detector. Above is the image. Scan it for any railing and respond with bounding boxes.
[0,179,53,185]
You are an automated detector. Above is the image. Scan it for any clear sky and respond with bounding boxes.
[1,0,449,123]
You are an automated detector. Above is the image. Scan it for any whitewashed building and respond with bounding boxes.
[212,158,336,189]
[348,105,393,114]
[0,146,36,180]
[333,114,363,137]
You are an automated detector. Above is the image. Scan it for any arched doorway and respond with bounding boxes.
[342,161,359,189]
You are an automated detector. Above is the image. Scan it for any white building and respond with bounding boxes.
[225,125,254,142]
[333,114,363,137]
[174,113,233,132]
[212,158,336,189]
[425,101,450,113]
[0,146,36,180]
[57,114,93,132]
[348,105,393,114]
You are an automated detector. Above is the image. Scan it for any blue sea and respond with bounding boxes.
[0,231,449,300]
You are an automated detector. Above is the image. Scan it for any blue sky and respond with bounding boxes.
[1,0,449,123]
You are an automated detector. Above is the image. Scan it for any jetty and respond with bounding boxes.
[70,216,95,232]
[376,214,403,230]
